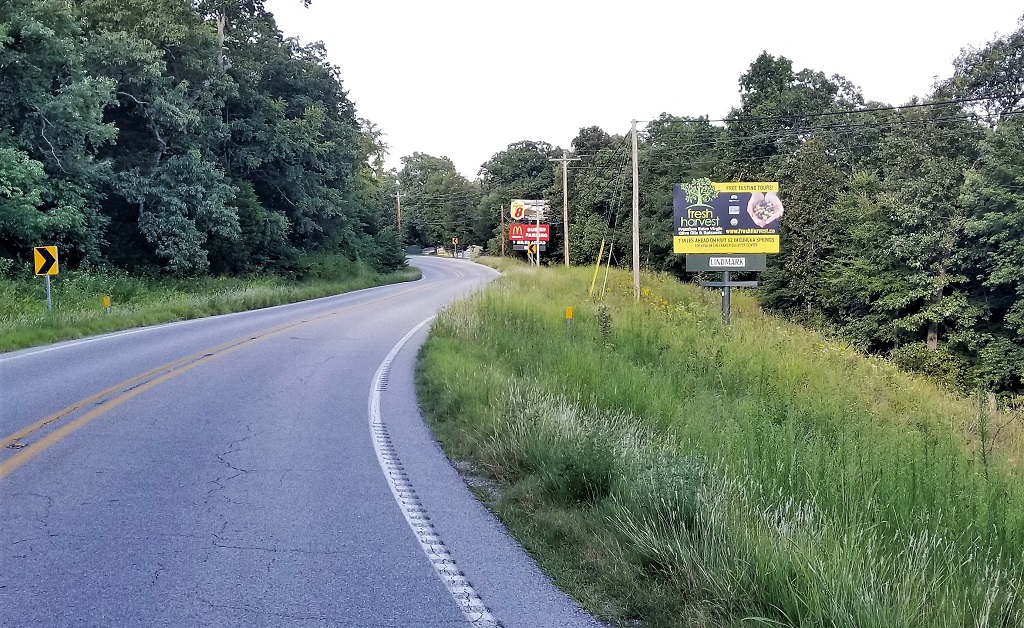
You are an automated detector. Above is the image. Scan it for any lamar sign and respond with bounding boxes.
[508,223,550,242]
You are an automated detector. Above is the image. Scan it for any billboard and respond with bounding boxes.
[508,223,550,242]
[672,180,782,254]
[510,199,548,221]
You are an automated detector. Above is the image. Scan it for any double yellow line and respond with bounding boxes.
[0,280,435,482]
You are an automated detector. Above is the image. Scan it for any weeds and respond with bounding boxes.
[418,259,1024,628]
[597,304,614,348]
[0,257,420,352]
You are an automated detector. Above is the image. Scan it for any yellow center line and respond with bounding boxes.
[0,279,438,481]
[0,337,258,481]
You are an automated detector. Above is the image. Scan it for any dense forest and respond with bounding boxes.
[3,3,1023,395]
[392,19,1024,397]
[0,0,403,278]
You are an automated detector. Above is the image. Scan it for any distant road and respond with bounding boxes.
[0,257,603,628]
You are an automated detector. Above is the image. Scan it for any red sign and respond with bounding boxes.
[508,223,550,242]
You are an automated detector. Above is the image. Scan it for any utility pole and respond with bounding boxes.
[500,207,505,257]
[631,119,640,301]
[395,190,402,232]
[550,151,581,267]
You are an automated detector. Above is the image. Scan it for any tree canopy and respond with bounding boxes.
[422,19,1024,395]
[0,0,404,276]
[5,3,1024,394]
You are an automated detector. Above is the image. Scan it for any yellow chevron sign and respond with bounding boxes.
[34,246,59,276]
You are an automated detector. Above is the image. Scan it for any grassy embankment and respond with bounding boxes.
[417,258,1024,628]
[0,256,420,352]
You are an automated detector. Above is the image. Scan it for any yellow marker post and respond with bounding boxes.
[103,295,111,315]
[589,239,606,297]
[565,307,573,334]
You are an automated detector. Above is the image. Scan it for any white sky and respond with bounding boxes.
[264,0,1022,179]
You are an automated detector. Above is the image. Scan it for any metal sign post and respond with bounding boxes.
[34,245,59,313]
[697,272,761,325]
[723,271,730,325]
[535,204,541,266]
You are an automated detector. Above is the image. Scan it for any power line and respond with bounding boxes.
[635,93,1024,126]
[641,111,1008,149]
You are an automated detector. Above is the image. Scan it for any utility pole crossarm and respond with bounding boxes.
[550,151,582,267]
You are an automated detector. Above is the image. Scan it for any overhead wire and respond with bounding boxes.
[398,94,1022,250]
[635,92,1024,125]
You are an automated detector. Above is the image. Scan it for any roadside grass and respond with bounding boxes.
[0,256,420,352]
[417,258,1024,627]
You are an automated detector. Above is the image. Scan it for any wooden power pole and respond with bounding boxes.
[550,151,581,267]
[631,119,640,301]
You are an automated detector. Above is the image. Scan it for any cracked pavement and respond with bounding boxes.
[0,258,602,627]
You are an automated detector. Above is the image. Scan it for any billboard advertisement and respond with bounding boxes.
[510,199,548,221]
[508,223,550,242]
[672,179,782,254]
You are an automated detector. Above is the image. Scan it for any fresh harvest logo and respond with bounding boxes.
[672,179,781,254]
[680,178,719,208]
[679,178,721,228]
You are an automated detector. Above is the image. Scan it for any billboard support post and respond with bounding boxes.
[536,199,541,266]
[676,179,782,326]
[722,270,731,326]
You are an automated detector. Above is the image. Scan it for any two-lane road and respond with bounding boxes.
[0,257,602,628]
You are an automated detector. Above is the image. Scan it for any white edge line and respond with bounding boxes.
[368,315,500,627]
[0,321,192,363]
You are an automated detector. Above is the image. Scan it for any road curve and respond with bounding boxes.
[0,257,604,628]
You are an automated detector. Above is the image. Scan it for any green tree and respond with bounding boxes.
[0,0,118,265]
[876,102,985,353]
[962,115,1024,390]
[945,16,1024,125]
[719,52,864,181]
[477,140,558,256]
[399,153,480,249]
[639,115,721,274]
[759,138,847,319]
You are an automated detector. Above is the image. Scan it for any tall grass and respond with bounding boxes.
[0,256,420,351]
[417,259,1024,627]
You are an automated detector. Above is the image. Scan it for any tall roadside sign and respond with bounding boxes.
[673,180,781,254]
[673,179,783,324]
[509,199,549,266]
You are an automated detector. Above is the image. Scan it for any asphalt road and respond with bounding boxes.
[0,257,604,628]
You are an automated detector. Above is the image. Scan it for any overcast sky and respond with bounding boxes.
[264,1,1021,179]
